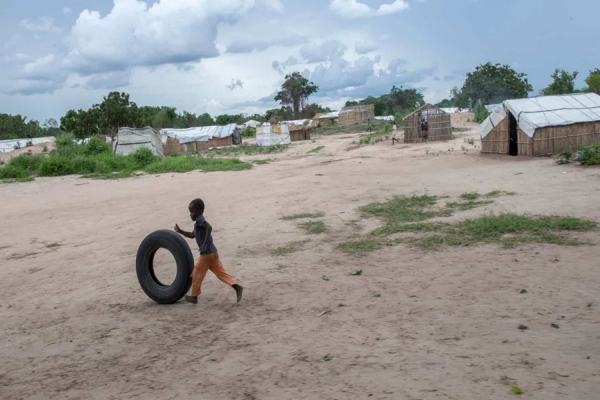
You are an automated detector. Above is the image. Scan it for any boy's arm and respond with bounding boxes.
[174,224,195,239]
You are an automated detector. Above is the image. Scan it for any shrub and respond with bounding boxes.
[0,165,30,180]
[84,136,111,156]
[25,140,34,147]
[557,148,573,164]
[241,127,255,138]
[574,144,600,166]
[55,133,76,149]
[38,156,74,176]
[6,154,44,172]
[472,100,490,123]
[129,147,158,168]
[382,123,391,133]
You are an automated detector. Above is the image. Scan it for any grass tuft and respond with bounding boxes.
[308,146,325,154]
[298,220,327,234]
[337,238,382,254]
[281,212,325,221]
[272,240,309,256]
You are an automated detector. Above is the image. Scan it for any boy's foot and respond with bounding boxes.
[232,284,243,303]
[185,295,198,304]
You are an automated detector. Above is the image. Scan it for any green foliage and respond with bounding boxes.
[308,146,325,154]
[453,62,533,108]
[0,113,46,140]
[271,240,309,255]
[460,192,481,201]
[346,86,425,117]
[83,136,112,156]
[282,212,325,221]
[540,69,579,96]
[275,72,319,120]
[556,148,573,164]
[215,114,243,125]
[241,127,255,138]
[208,144,289,157]
[584,68,600,95]
[435,98,455,108]
[298,220,327,234]
[338,239,382,254]
[0,140,251,182]
[472,100,491,123]
[574,144,600,165]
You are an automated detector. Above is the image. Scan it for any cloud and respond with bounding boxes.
[300,40,347,63]
[10,0,278,95]
[272,56,300,74]
[226,78,244,91]
[355,41,378,54]
[225,35,306,54]
[19,17,59,32]
[63,7,73,15]
[83,71,133,90]
[330,0,409,19]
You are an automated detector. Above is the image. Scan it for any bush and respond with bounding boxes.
[7,154,44,172]
[129,147,158,168]
[84,136,111,156]
[382,123,391,133]
[0,165,30,180]
[472,100,490,123]
[241,127,255,138]
[39,156,76,176]
[557,148,573,164]
[574,144,600,166]
[55,133,76,149]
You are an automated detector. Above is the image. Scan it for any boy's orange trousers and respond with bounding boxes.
[191,252,236,297]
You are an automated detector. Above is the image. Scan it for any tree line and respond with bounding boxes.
[1,64,599,141]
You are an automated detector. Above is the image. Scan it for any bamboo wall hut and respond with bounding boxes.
[313,111,339,127]
[338,105,374,126]
[160,124,241,155]
[402,104,452,143]
[480,93,600,156]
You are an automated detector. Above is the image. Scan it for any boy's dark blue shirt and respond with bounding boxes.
[194,216,217,254]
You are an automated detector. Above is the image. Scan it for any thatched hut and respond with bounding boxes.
[402,104,452,143]
[338,104,375,126]
[480,93,600,156]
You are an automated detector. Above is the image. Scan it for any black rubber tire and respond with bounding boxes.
[136,229,194,304]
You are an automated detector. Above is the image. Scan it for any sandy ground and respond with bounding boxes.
[1,114,600,400]
[0,142,56,165]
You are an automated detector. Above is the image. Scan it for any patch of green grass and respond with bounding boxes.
[0,138,251,182]
[298,220,327,234]
[360,194,450,225]
[460,192,481,201]
[210,144,289,157]
[486,190,516,197]
[281,212,325,221]
[252,159,270,165]
[337,238,382,254]
[414,213,596,250]
[308,145,325,154]
[446,199,494,211]
[272,240,309,256]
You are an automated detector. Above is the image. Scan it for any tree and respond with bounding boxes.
[585,69,600,95]
[390,86,425,111]
[540,69,579,96]
[435,99,455,108]
[43,118,62,136]
[0,114,45,140]
[454,62,533,107]
[94,92,140,146]
[215,114,243,125]
[275,72,319,120]
[60,109,100,140]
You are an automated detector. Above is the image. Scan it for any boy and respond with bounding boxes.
[391,121,401,145]
[174,198,243,304]
[421,118,429,142]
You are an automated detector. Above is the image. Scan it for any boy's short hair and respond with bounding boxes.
[189,198,205,214]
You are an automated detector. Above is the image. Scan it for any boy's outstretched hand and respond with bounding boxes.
[174,224,194,239]
[174,224,183,234]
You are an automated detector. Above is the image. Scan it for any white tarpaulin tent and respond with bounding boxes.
[160,124,241,145]
[239,120,261,129]
[481,93,600,139]
[0,137,55,154]
[115,127,164,157]
[256,124,291,146]
[375,116,394,121]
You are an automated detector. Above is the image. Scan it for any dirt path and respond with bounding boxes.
[1,115,599,399]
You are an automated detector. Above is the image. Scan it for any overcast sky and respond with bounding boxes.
[1,0,598,122]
